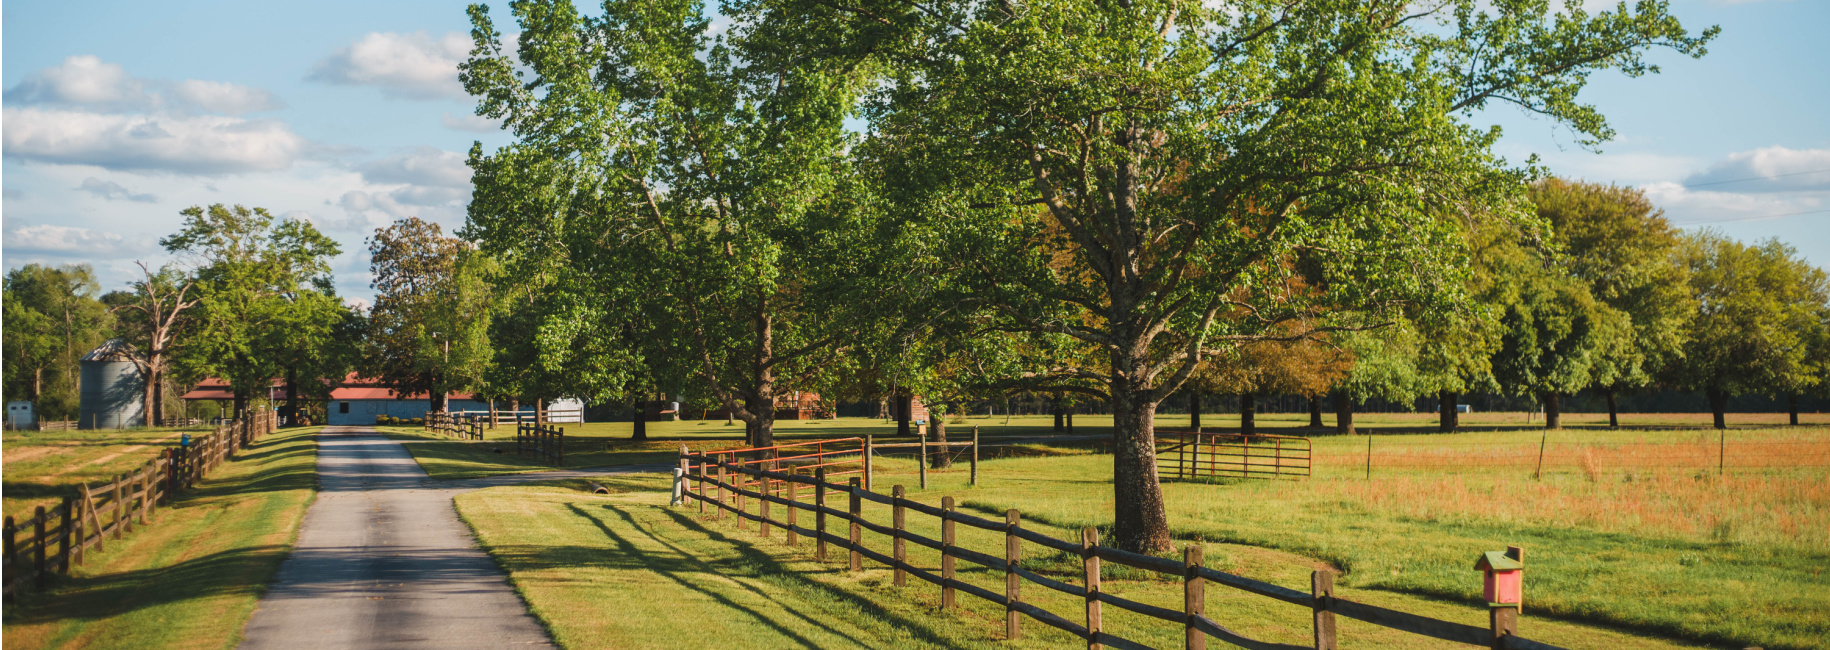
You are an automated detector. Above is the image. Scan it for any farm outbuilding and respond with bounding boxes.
[79,339,146,429]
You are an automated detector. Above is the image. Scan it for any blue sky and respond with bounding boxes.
[3,0,1827,305]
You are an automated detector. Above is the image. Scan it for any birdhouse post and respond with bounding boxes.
[1473,545,1523,649]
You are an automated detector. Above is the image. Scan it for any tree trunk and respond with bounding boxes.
[1240,392,1256,435]
[1438,390,1458,432]
[930,415,951,468]
[141,363,157,428]
[1053,392,1065,432]
[232,390,248,421]
[1066,404,1075,434]
[1334,390,1355,435]
[1706,388,1727,430]
[632,400,648,441]
[1606,388,1619,428]
[1308,395,1324,428]
[1789,393,1799,426]
[897,391,913,436]
[1542,392,1561,429]
[746,394,776,449]
[432,391,449,414]
[1188,388,1202,432]
[151,367,165,427]
[285,367,299,427]
[1110,390,1170,553]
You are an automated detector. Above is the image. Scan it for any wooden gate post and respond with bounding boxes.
[1312,570,1338,650]
[891,485,907,587]
[34,506,47,588]
[814,466,828,562]
[938,496,958,608]
[1185,545,1206,650]
[848,477,862,572]
[1083,527,1102,649]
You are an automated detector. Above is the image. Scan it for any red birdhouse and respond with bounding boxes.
[1474,546,1524,609]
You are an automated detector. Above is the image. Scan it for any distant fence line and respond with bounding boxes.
[2,411,277,601]
[674,446,1563,650]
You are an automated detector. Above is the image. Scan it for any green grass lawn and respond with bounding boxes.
[1,426,320,650]
[3,424,216,521]
[456,475,1713,649]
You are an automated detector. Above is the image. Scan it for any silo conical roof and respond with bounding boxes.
[81,339,143,363]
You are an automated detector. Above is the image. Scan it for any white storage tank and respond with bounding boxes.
[79,339,146,429]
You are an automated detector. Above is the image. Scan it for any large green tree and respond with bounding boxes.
[461,0,882,448]
[1666,232,1827,429]
[1529,178,1692,426]
[805,0,1713,551]
[163,204,343,417]
[363,217,494,412]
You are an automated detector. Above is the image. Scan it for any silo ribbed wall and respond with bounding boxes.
[79,360,145,429]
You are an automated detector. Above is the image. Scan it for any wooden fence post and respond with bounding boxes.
[72,494,85,565]
[786,474,799,546]
[848,477,862,572]
[3,516,15,596]
[716,457,727,521]
[815,466,828,562]
[1313,570,1338,650]
[918,434,928,490]
[558,427,565,467]
[1084,527,1102,650]
[1185,545,1206,650]
[891,485,907,587]
[760,474,772,539]
[34,506,47,589]
[699,453,710,515]
[971,427,979,486]
[737,471,748,531]
[863,436,874,491]
[1006,509,1022,640]
[59,497,73,575]
[1489,606,1518,650]
[941,496,956,608]
[113,473,127,539]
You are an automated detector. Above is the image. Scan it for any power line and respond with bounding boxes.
[1681,168,1830,189]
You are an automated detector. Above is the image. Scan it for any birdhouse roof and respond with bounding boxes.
[1474,551,1523,571]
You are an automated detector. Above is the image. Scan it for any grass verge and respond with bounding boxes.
[457,474,1711,649]
[1,426,320,650]
[3,425,214,520]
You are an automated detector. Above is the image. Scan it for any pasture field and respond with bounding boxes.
[446,420,1829,649]
[1,426,320,650]
[2,424,215,521]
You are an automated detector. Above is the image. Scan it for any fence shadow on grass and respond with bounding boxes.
[546,500,976,649]
[2,544,292,627]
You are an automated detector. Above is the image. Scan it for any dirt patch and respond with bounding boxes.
[3,445,71,465]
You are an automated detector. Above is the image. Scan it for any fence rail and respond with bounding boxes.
[1157,432,1311,481]
[2,411,277,601]
[425,411,483,440]
[517,423,565,466]
[677,448,1560,650]
[710,429,983,492]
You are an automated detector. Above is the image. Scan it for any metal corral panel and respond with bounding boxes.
[80,359,145,429]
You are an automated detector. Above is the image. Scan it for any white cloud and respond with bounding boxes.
[2,222,150,257]
[171,80,285,115]
[1680,147,1830,193]
[3,107,308,175]
[358,147,471,188]
[3,55,152,110]
[76,177,158,203]
[442,112,501,133]
[309,32,470,100]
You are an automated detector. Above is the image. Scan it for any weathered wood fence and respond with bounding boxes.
[1,411,277,600]
[1157,432,1312,481]
[516,423,565,466]
[425,411,484,440]
[677,448,1562,650]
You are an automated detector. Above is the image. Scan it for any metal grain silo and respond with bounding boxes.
[79,339,146,429]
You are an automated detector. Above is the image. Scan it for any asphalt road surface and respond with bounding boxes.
[238,426,661,649]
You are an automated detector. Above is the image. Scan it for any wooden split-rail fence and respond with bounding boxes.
[1156,432,1312,481]
[516,422,565,466]
[1,411,277,600]
[425,411,484,440]
[676,444,1564,650]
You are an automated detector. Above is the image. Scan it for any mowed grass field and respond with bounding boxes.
[444,416,1830,649]
[1,425,320,650]
[2,424,215,521]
